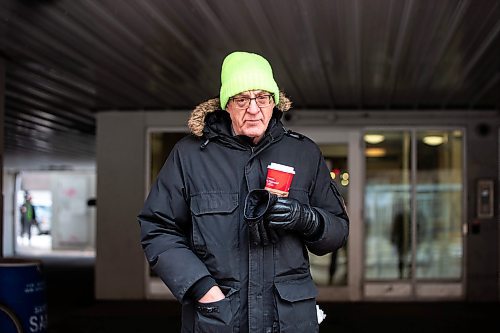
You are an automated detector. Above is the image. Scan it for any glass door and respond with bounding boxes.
[146,130,189,299]
[291,128,363,301]
[309,143,349,287]
[363,129,464,299]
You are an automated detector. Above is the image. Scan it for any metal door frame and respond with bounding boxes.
[290,127,364,301]
[361,127,466,301]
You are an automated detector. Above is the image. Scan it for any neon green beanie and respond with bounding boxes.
[220,51,280,110]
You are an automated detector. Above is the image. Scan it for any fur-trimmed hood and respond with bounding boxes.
[188,92,292,137]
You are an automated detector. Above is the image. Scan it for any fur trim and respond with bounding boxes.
[188,91,292,137]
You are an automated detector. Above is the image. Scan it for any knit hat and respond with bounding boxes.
[219,51,280,110]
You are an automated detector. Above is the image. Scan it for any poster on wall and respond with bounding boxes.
[51,176,90,249]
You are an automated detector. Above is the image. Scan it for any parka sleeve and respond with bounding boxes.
[306,149,350,256]
[137,144,211,303]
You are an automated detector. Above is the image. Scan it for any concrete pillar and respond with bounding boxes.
[95,112,147,299]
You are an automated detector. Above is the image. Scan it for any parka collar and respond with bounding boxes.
[188,92,292,137]
[198,108,286,151]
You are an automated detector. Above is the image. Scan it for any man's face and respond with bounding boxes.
[225,90,275,144]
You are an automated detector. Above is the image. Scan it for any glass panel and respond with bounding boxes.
[416,130,463,279]
[149,132,187,186]
[310,144,349,286]
[364,131,412,280]
[149,132,187,277]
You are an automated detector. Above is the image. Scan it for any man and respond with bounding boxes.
[20,192,37,241]
[138,51,349,332]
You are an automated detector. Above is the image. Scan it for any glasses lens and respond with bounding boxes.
[231,94,273,109]
[256,95,271,107]
[233,97,249,108]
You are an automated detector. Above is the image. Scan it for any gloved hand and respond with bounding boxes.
[265,197,323,239]
[244,189,280,246]
[248,219,279,246]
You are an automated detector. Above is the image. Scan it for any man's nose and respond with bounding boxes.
[246,99,260,113]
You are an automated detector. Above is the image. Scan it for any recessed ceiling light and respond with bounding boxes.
[365,148,386,157]
[423,135,444,146]
[364,134,385,144]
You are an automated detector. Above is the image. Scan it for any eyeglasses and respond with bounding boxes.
[230,94,274,109]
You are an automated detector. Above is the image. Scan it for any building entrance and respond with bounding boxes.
[291,128,364,301]
[363,129,464,299]
[144,127,465,301]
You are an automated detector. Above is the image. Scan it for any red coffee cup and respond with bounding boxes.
[264,163,295,197]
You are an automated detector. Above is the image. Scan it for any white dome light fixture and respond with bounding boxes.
[364,134,385,144]
[423,135,444,146]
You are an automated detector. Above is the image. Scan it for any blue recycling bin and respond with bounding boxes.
[0,259,48,333]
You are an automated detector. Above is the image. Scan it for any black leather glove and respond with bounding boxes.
[265,197,323,239]
[244,189,279,246]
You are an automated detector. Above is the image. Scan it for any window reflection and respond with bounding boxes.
[148,131,187,278]
[149,132,187,186]
[364,131,411,280]
[364,130,463,281]
[310,144,349,286]
[416,131,463,279]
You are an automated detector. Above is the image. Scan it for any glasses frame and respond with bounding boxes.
[229,94,275,109]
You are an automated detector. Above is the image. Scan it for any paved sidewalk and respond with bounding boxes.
[46,299,500,333]
[15,255,500,333]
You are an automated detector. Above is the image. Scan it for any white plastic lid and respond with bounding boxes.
[267,162,295,174]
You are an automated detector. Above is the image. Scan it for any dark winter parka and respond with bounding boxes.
[138,93,349,333]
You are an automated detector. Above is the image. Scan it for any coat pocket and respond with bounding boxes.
[190,192,239,215]
[189,192,240,280]
[194,285,239,333]
[189,192,239,255]
[274,275,319,333]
